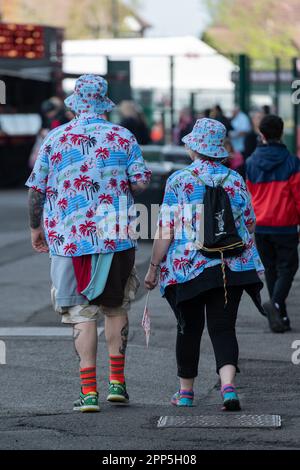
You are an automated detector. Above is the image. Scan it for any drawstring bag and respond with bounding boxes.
[191,170,246,304]
[200,174,245,259]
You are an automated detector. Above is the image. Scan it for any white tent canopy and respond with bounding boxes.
[63,36,235,92]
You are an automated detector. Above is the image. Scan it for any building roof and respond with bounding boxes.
[64,35,225,58]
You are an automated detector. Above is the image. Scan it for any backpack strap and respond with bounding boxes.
[185,168,206,186]
[220,170,231,187]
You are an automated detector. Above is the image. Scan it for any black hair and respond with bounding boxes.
[262,105,271,115]
[41,100,56,114]
[259,114,284,142]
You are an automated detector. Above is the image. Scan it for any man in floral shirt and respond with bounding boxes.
[26,75,151,412]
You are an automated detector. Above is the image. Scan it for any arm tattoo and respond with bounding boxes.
[28,188,46,229]
[119,320,129,356]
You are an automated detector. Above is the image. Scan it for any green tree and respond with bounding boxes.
[203,0,298,68]
[67,0,144,39]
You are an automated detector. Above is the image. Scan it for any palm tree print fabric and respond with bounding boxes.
[158,159,264,295]
[26,113,151,257]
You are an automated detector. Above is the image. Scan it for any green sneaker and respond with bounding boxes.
[73,391,100,413]
[107,381,129,404]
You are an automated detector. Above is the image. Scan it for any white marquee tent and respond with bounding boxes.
[63,36,235,93]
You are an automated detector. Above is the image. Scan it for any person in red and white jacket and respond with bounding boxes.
[246,114,300,333]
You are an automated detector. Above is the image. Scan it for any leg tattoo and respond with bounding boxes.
[119,320,129,356]
[73,326,81,361]
[73,327,81,341]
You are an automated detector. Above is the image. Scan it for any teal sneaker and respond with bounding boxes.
[107,381,129,404]
[221,385,241,411]
[73,391,100,413]
[171,390,194,407]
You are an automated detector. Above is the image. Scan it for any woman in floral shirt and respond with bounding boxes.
[145,118,264,411]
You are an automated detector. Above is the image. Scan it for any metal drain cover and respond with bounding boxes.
[158,415,281,429]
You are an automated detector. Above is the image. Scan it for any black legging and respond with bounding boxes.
[166,286,244,379]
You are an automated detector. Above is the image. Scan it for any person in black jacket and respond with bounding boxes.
[119,101,151,145]
[211,105,232,135]
[247,115,300,333]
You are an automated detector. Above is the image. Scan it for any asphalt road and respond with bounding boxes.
[0,190,300,450]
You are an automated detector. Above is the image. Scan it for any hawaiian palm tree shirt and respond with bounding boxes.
[158,159,264,295]
[26,113,151,257]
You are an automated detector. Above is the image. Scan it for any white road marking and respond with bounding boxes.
[0,327,104,338]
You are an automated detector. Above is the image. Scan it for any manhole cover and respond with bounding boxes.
[157,415,281,429]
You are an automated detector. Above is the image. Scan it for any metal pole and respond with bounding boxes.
[274,57,280,114]
[238,54,250,113]
[111,0,119,38]
[239,54,246,111]
[190,92,196,121]
[161,109,166,145]
[293,58,299,155]
[170,56,175,143]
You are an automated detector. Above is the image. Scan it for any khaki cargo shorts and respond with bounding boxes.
[51,268,140,325]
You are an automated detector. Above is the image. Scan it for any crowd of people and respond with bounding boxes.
[26,74,300,414]
[30,94,269,171]
[30,95,269,162]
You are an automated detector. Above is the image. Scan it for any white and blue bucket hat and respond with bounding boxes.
[182,118,229,159]
[64,74,116,115]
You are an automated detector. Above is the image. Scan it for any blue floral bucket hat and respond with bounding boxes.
[64,74,116,115]
[182,118,229,159]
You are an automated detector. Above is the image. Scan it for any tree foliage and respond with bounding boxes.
[66,0,141,39]
[204,0,298,67]
[1,0,142,39]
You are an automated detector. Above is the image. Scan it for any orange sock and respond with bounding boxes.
[109,355,125,384]
[80,366,97,394]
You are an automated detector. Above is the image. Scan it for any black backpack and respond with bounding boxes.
[194,171,245,259]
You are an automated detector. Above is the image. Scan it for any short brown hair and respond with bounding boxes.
[259,115,284,142]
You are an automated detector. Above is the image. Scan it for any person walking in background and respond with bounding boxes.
[29,98,74,170]
[230,106,252,155]
[247,115,300,333]
[174,108,194,146]
[262,105,271,116]
[145,118,264,412]
[26,75,151,412]
[224,138,244,175]
[244,111,263,161]
[41,97,71,131]
[211,104,232,135]
[119,100,151,145]
[200,108,211,119]
[151,119,165,145]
